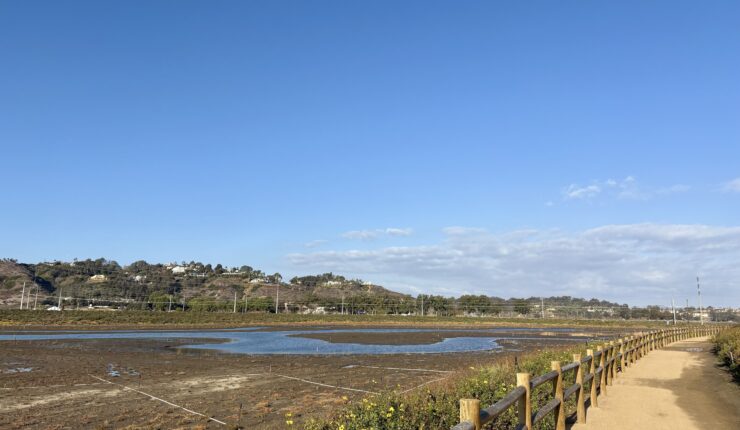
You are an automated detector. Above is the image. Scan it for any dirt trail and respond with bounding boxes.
[571,337,740,430]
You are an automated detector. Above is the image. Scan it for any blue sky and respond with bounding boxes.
[2,1,739,306]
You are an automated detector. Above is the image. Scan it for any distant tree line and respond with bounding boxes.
[3,259,737,321]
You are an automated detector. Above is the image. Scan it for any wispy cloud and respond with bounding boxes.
[563,184,601,200]
[385,228,413,237]
[342,230,380,240]
[442,226,487,235]
[722,178,740,193]
[304,240,328,248]
[341,227,413,240]
[656,184,691,195]
[561,176,688,202]
[289,223,740,306]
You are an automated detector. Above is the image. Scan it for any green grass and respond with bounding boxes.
[713,326,740,381]
[0,309,664,329]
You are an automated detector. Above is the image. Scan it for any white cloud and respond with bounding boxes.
[563,184,601,200]
[722,178,740,193]
[385,228,413,237]
[342,230,380,240]
[342,227,413,240]
[562,177,688,202]
[289,223,740,306]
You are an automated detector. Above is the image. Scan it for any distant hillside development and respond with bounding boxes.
[1,258,738,321]
[0,258,406,313]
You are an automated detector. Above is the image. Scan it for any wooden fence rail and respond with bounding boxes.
[452,326,722,430]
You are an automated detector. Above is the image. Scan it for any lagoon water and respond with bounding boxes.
[0,327,579,355]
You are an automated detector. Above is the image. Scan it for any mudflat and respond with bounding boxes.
[0,326,589,429]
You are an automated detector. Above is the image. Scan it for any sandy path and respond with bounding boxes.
[571,337,740,430]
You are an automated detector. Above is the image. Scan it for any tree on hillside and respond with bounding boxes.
[459,294,493,314]
[513,299,531,316]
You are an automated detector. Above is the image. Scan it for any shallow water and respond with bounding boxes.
[0,327,581,355]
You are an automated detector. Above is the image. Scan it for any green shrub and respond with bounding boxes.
[713,326,740,381]
[303,342,599,430]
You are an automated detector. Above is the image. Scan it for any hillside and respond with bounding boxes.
[0,260,37,307]
[0,258,409,311]
[4,258,734,321]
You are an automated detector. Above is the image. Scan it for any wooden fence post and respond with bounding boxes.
[646,332,651,352]
[619,339,625,374]
[598,345,607,395]
[634,335,640,361]
[604,344,611,386]
[573,354,586,423]
[517,373,532,430]
[460,399,481,430]
[608,341,615,384]
[551,361,565,430]
[587,349,598,408]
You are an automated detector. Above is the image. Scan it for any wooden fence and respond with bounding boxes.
[452,326,722,430]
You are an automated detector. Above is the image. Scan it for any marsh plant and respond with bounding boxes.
[304,344,596,430]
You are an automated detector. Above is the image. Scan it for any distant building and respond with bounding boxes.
[249,278,266,284]
[89,274,107,282]
[301,306,327,315]
[324,280,342,286]
[170,266,187,274]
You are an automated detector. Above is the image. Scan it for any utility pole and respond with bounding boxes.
[275,284,279,314]
[34,286,39,310]
[341,294,345,315]
[697,276,703,326]
[541,297,545,319]
[672,298,677,325]
[233,291,237,313]
[421,295,424,317]
[57,288,62,309]
[244,294,248,313]
[20,282,26,310]
[168,295,172,312]
[32,265,37,310]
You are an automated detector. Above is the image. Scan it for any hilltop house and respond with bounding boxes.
[170,266,187,274]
